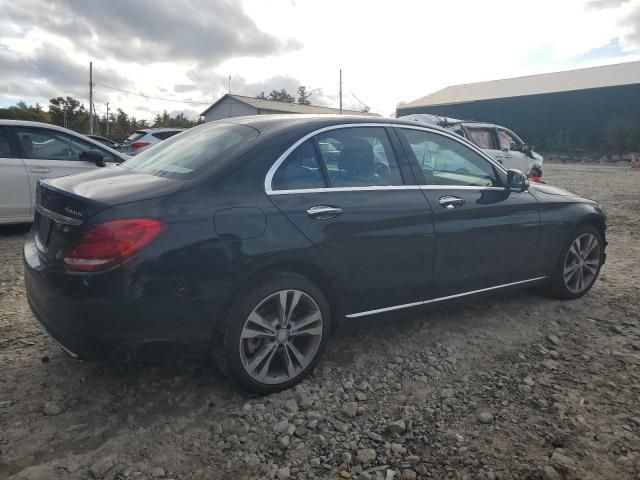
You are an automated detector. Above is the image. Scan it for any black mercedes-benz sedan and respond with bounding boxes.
[24,115,606,393]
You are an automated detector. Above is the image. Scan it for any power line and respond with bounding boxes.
[93,82,212,105]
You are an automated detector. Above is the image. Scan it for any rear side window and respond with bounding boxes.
[467,128,498,150]
[272,140,326,191]
[315,127,404,187]
[152,130,181,140]
[122,123,257,179]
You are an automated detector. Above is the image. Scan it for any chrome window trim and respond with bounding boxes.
[345,276,547,318]
[35,204,84,226]
[268,185,422,195]
[264,123,508,195]
[267,185,507,195]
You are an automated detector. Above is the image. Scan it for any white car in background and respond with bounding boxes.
[400,114,544,175]
[122,127,185,155]
[0,120,127,224]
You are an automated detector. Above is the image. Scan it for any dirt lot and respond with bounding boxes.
[1,163,639,480]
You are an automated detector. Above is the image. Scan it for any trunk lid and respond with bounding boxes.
[34,167,184,264]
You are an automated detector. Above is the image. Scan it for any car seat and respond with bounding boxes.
[333,138,381,186]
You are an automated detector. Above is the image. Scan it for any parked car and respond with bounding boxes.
[400,114,543,175]
[24,115,606,393]
[122,128,184,155]
[87,135,122,151]
[0,120,128,224]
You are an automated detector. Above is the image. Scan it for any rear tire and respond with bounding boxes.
[212,272,331,394]
[547,224,604,300]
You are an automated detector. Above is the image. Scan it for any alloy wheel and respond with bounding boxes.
[239,289,324,385]
[563,233,601,294]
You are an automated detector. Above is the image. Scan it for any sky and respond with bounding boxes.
[0,0,639,121]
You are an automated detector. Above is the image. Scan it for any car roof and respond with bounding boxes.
[214,114,456,135]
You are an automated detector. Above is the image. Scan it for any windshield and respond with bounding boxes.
[121,123,258,179]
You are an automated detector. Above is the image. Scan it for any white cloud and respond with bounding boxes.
[1,0,639,120]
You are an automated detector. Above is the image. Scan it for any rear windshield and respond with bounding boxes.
[126,131,146,142]
[152,130,181,140]
[121,123,258,179]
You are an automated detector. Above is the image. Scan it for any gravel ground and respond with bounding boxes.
[1,163,639,480]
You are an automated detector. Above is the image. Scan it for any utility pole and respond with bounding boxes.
[228,75,231,94]
[339,69,342,114]
[106,102,109,137]
[89,61,93,134]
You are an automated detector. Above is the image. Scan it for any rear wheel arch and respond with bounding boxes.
[246,261,343,330]
[211,267,334,392]
[211,259,343,340]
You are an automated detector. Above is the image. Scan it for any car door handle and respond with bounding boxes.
[29,167,51,174]
[306,205,343,220]
[439,195,465,209]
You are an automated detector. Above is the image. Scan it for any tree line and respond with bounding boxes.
[257,86,370,112]
[0,97,203,141]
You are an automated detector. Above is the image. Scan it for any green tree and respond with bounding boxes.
[297,86,312,105]
[48,96,89,132]
[268,89,295,103]
[256,91,267,99]
[0,102,50,122]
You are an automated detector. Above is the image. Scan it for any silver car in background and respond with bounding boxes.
[400,114,544,175]
[0,120,127,224]
[122,128,184,155]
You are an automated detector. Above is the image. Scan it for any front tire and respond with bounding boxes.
[547,224,604,299]
[213,273,330,394]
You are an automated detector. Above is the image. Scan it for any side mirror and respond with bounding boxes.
[507,169,529,192]
[521,144,535,159]
[80,149,106,167]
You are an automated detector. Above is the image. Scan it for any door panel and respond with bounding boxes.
[268,126,435,315]
[396,127,541,297]
[421,187,540,296]
[0,126,32,220]
[0,158,32,220]
[270,189,436,314]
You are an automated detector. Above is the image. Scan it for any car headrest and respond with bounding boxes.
[338,139,374,174]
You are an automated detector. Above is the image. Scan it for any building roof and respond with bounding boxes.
[200,94,378,117]
[405,61,640,108]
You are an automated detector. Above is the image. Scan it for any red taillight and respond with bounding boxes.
[131,141,150,149]
[64,219,167,272]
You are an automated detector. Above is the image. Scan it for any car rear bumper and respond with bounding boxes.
[24,240,214,360]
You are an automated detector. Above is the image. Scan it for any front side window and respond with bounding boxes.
[467,127,498,150]
[398,128,499,187]
[272,140,326,190]
[122,123,257,179]
[497,129,522,151]
[14,128,115,162]
[315,127,403,187]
